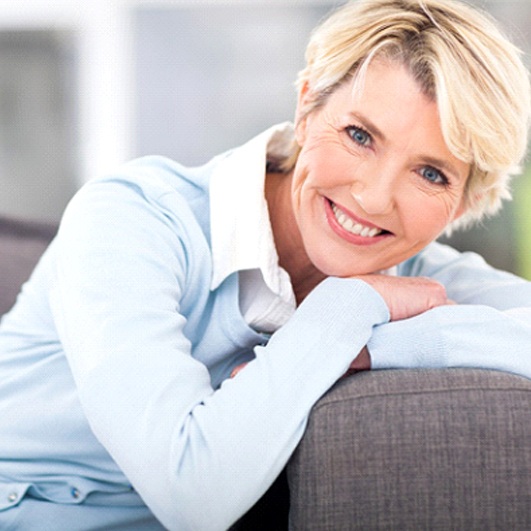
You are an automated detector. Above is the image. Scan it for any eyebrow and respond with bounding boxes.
[347,111,464,181]
[348,111,385,141]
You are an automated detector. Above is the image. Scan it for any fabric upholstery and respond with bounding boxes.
[0,215,57,316]
[288,368,531,530]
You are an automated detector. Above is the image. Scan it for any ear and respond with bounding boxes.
[451,195,469,222]
[294,81,315,146]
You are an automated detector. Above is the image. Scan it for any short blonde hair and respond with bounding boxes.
[288,0,531,230]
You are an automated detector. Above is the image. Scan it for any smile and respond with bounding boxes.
[330,201,384,237]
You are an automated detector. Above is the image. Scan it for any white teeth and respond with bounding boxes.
[343,217,354,231]
[331,203,383,238]
[352,223,363,235]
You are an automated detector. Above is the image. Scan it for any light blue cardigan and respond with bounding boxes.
[0,145,530,529]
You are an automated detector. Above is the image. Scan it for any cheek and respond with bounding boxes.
[291,155,330,220]
[294,141,353,193]
[401,193,463,240]
[437,188,468,227]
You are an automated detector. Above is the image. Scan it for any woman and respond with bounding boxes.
[0,0,530,529]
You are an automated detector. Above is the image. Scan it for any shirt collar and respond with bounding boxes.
[209,122,296,300]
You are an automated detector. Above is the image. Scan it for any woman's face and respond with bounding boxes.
[291,59,470,277]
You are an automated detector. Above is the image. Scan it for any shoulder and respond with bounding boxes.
[64,155,221,240]
[88,155,212,205]
[51,156,223,279]
[398,241,530,308]
[397,241,486,277]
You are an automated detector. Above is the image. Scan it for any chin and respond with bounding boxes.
[309,255,374,278]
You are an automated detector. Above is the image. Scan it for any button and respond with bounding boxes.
[7,492,18,503]
[71,487,81,499]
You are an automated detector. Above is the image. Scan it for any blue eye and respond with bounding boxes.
[347,126,372,147]
[420,166,448,185]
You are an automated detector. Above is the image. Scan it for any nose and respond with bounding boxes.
[349,166,396,215]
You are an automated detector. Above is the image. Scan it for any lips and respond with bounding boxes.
[325,198,392,242]
[331,202,383,237]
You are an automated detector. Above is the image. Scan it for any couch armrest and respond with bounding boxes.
[0,215,57,316]
[288,368,531,530]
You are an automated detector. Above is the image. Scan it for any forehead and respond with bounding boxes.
[337,60,432,126]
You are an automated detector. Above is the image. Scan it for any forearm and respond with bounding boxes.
[368,304,531,379]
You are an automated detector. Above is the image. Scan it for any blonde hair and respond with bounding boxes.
[285,0,531,230]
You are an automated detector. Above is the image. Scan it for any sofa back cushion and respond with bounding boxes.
[0,216,57,316]
[288,368,531,530]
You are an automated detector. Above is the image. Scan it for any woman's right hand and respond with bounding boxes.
[357,274,453,321]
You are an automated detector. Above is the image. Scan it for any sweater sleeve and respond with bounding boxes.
[50,175,389,530]
[369,242,531,378]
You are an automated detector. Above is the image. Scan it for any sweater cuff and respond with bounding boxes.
[265,276,390,376]
[368,309,447,370]
[298,276,390,331]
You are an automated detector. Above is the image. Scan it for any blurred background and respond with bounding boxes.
[0,0,529,278]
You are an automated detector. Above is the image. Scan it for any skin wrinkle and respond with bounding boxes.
[266,59,469,303]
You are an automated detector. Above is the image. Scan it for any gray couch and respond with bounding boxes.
[288,369,531,530]
[2,214,531,530]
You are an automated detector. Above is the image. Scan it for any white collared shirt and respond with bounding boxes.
[209,122,297,333]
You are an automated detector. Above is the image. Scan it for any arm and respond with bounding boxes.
[50,175,389,530]
[368,242,531,378]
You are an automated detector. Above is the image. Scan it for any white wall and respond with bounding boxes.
[0,0,134,185]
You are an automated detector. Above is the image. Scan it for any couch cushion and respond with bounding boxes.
[288,368,531,530]
[0,215,57,316]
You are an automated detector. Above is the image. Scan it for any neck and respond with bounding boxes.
[265,171,326,304]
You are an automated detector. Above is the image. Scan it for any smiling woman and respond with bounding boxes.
[272,60,470,285]
[0,0,530,530]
